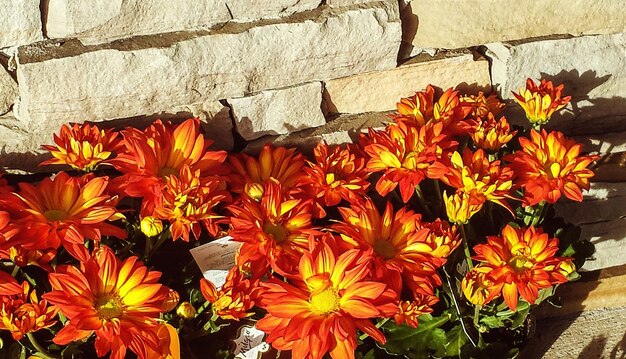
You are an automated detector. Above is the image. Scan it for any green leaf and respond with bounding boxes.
[444,325,468,357]
[379,313,450,358]
[480,315,505,329]
[510,302,531,329]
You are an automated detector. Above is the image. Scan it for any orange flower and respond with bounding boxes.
[256,235,398,359]
[462,225,572,311]
[391,85,435,126]
[0,281,57,340]
[333,199,440,297]
[364,122,455,203]
[442,149,515,214]
[394,294,439,328]
[44,246,170,359]
[443,191,482,225]
[0,247,55,271]
[505,129,598,206]
[228,179,315,275]
[460,92,505,118]
[512,78,571,125]
[463,113,517,152]
[41,123,122,171]
[200,264,262,321]
[110,118,227,205]
[299,142,369,214]
[153,165,230,241]
[0,271,23,296]
[228,144,305,199]
[420,218,461,261]
[9,172,126,261]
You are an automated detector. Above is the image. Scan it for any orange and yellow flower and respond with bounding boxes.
[228,179,315,275]
[394,294,439,328]
[299,142,369,215]
[44,246,170,359]
[364,122,455,203]
[443,191,482,225]
[333,199,442,300]
[256,235,398,359]
[463,113,517,152]
[0,281,57,340]
[228,144,305,200]
[391,85,436,127]
[153,165,230,241]
[512,78,571,125]
[460,92,505,119]
[110,118,227,207]
[8,172,126,261]
[505,129,598,206]
[41,123,122,171]
[461,225,573,311]
[200,264,263,321]
[442,149,515,214]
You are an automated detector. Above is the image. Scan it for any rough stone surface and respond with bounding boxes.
[486,33,626,135]
[0,66,17,115]
[169,101,234,151]
[410,0,626,49]
[229,82,324,141]
[521,306,626,359]
[15,2,401,127]
[327,0,380,6]
[324,54,491,114]
[245,111,389,153]
[0,112,49,172]
[0,0,42,48]
[46,0,321,44]
[555,182,626,271]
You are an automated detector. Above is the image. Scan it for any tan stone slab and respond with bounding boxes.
[409,0,626,49]
[486,32,626,135]
[46,0,321,44]
[323,54,491,114]
[229,82,325,141]
[0,0,42,48]
[15,3,400,127]
[0,65,17,115]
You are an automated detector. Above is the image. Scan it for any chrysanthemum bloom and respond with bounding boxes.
[228,179,315,275]
[505,129,598,206]
[420,219,461,263]
[460,92,505,118]
[228,144,305,200]
[256,235,398,359]
[461,268,497,307]
[0,281,57,340]
[462,225,572,311]
[153,165,230,241]
[0,247,55,271]
[299,142,370,215]
[41,123,122,171]
[442,149,515,214]
[110,118,227,209]
[8,172,126,261]
[443,191,482,225]
[512,78,571,125]
[364,122,456,203]
[394,293,439,328]
[333,199,439,294]
[463,113,517,152]
[44,246,171,359]
[392,87,470,135]
[145,323,180,359]
[200,264,263,321]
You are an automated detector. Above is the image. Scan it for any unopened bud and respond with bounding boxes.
[141,216,163,237]
[176,301,196,319]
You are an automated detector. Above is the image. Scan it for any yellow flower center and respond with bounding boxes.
[263,223,289,244]
[95,294,125,321]
[509,255,533,273]
[309,287,340,315]
[373,239,396,259]
[44,210,67,221]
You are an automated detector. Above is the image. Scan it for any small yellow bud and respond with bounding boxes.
[176,301,196,319]
[244,182,264,201]
[141,216,163,237]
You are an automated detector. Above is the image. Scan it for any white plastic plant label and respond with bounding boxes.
[189,236,241,289]
[233,325,270,359]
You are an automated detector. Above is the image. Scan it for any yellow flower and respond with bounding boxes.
[141,216,164,237]
[443,191,482,225]
[512,78,571,125]
[176,302,196,319]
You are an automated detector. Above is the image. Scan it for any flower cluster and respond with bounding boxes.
[0,78,597,359]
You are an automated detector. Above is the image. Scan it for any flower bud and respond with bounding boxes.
[244,182,264,201]
[161,289,180,312]
[141,216,163,237]
[176,301,196,319]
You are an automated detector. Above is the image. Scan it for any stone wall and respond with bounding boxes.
[1,1,625,271]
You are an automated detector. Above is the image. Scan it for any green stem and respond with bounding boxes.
[11,264,19,277]
[473,304,481,328]
[460,224,474,270]
[26,333,60,359]
[415,185,434,218]
[433,180,444,212]
[531,201,547,227]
